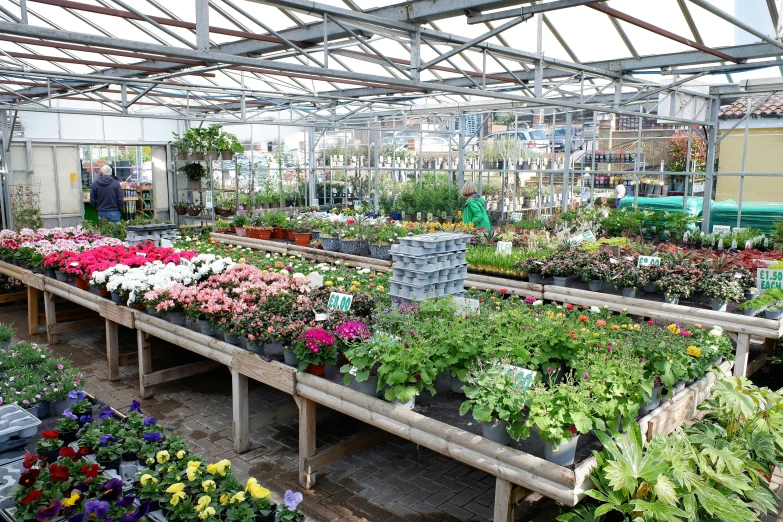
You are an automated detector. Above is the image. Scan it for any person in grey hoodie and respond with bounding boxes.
[90,165,124,223]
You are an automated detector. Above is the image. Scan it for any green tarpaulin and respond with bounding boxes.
[708,200,783,234]
[617,196,703,216]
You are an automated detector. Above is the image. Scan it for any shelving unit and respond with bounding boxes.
[173,151,237,226]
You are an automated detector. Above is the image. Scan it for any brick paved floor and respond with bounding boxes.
[0,300,557,521]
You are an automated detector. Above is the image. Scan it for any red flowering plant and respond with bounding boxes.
[293,328,337,371]
[35,430,63,456]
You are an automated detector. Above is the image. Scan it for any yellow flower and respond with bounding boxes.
[219,493,230,505]
[195,495,212,513]
[166,483,186,505]
[167,467,174,473]
[693,323,702,329]
[261,269,268,274]
[325,281,334,287]
[580,328,587,332]
[686,346,701,358]
[246,478,271,499]
[231,491,246,503]
[140,474,158,487]
[146,457,154,465]
[610,325,620,331]
[202,480,216,493]
[377,286,384,292]
[621,324,627,329]
[207,459,231,477]
[238,258,246,264]
[351,281,360,286]
[63,491,81,508]
[667,324,680,335]
[186,461,202,481]
[156,450,170,464]
[555,313,564,319]
[177,450,187,460]
[198,507,215,520]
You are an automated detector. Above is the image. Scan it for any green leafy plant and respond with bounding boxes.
[179,162,207,182]
[525,375,593,448]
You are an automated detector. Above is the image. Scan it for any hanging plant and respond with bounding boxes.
[178,163,207,182]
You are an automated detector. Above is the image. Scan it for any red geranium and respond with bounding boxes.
[19,489,43,505]
[76,447,90,458]
[48,464,70,482]
[40,430,59,439]
[579,315,588,322]
[18,469,40,488]
[81,464,100,479]
[23,453,39,469]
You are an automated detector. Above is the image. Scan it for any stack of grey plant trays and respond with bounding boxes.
[0,405,41,514]
[389,232,471,306]
[125,224,178,247]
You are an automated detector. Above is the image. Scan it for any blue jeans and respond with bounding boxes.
[98,210,121,223]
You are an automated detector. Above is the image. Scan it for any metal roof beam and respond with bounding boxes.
[466,0,602,24]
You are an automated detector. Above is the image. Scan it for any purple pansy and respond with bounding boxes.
[68,390,87,401]
[98,478,123,502]
[283,490,303,511]
[35,500,62,522]
[143,432,162,443]
[100,434,116,446]
[63,409,77,420]
[143,417,156,427]
[85,500,109,519]
[79,415,93,424]
[129,400,142,413]
[98,409,114,420]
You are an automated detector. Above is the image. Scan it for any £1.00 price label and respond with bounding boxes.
[637,256,661,267]
[757,268,783,292]
[327,292,353,312]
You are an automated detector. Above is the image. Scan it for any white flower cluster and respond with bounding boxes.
[91,254,235,304]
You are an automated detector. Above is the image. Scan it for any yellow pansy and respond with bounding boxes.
[146,457,155,465]
[195,495,212,513]
[620,324,627,329]
[177,450,187,459]
[377,286,384,292]
[140,474,158,487]
[167,467,174,473]
[186,461,202,481]
[156,450,170,464]
[219,493,230,505]
[686,346,701,358]
[166,483,186,505]
[238,258,246,264]
[231,491,246,503]
[202,480,216,493]
[63,491,81,508]
[246,478,271,499]
[261,269,268,274]
[667,324,680,335]
[198,507,216,520]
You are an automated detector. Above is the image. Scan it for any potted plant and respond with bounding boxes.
[367,223,398,260]
[214,218,230,234]
[56,411,79,444]
[173,201,188,216]
[339,222,368,256]
[171,132,190,160]
[459,359,530,445]
[263,211,288,239]
[95,435,123,472]
[375,330,437,410]
[178,162,207,183]
[521,185,538,208]
[218,130,243,160]
[339,328,382,397]
[610,259,646,298]
[516,257,545,284]
[319,222,342,252]
[247,213,272,240]
[290,221,313,247]
[654,266,694,305]
[541,251,575,287]
[232,213,249,237]
[698,271,744,312]
[186,202,204,217]
[292,328,337,375]
[575,251,610,292]
[525,376,593,466]
[277,491,305,522]
[36,429,64,462]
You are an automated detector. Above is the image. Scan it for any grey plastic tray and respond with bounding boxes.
[0,405,40,442]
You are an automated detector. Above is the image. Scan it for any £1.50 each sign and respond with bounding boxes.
[757,268,783,293]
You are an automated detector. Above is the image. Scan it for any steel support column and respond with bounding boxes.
[701,97,721,233]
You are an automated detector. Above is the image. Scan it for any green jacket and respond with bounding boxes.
[462,195,492,230]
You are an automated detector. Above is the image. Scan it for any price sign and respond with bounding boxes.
[441,211,446,219]
[427,212,433,222]
[540,214,550,221]
[353,200,362,210]
[204,191,213,209]
[327,292,353,311]
[401,211,406,219]
[637,256,661,267]
[570,230,596,245]
[712,225,731,234]
[179,258,190,266]
[510,212,523,222]
[496,241,513,255]
[416,212,422,221]
[757,268,783,292]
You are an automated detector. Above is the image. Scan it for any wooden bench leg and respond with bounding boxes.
[137,329,154,399]
[298,397,316,489]
[43,291,59,344]
[231,369,250,454]
[734,333,750,377]
[494,477,514,522]
[27,286,39,336]
[106,319,119,381]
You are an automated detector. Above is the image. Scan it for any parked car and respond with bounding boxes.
[486,130,550,153]
[582,122,597,141]
[551,126,586,151]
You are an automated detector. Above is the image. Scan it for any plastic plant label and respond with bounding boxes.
[204,191,213,209]
[510,212,523,222]
[453,297,480,316]
[570,230,596,245]
[416,212,422,221]
[441,211,447,218]
[401,211,406,219]
[501,364,537,391]
[637,256,661,267]
[314,312,329,322]
[327,292,353,311]
[757,268,783,293]
[160,238,173,248]
[306,272,323,288]
[427,213,433,221]
[353,200,362,210]
[179,258,190,266]
[348,366,358,376]
[712,225,731,234]
[496,241,513,255]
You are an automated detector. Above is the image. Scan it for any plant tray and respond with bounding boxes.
[390,250,467,270]
[0,404,40,443]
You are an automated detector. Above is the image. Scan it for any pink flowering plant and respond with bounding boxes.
[293,328,337,371]
[334,321,370,353]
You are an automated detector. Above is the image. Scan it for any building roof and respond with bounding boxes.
[720,94,783,119]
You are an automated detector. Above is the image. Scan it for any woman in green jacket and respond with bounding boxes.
[461,182,492,231]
